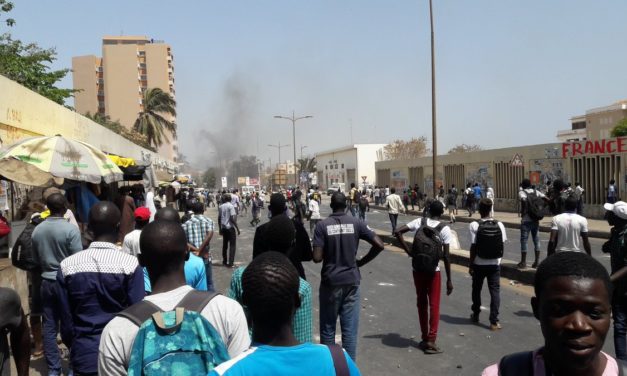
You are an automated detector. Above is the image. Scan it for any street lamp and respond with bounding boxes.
[274,111,313,186]
[300,145,308,159]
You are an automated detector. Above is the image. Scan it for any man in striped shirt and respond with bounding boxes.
[57,202,145,375]
[182,202,215,291]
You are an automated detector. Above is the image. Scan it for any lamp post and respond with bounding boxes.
[274,111,313,186]
[300,145,308,159]
[429,0,438,199]
[268,142,290,187]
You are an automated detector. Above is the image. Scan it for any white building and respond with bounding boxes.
[315,144,387,190]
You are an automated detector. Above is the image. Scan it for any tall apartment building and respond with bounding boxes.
[72,36,177,161]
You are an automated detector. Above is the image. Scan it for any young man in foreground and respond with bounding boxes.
[482,251,620,375]
[212,252,360,376]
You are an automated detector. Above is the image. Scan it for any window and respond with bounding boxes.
[334,164,338,169]
[325,165,328,170]
[341,164,344,168]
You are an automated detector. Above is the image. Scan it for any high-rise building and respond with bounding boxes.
[72,36,177,161]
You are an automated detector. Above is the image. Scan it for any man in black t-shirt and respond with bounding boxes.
[313,192,385,360]
[0,288,29,376]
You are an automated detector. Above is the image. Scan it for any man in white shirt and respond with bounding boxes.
[307,197,321,235]
[98,220,250,375]
[548,195,591,256]
[385,187,405,234]
[574,182,585,215]
[219,194,240,267]
[394,201,453,354]
[121,207,151,257]
[469,198,507,331]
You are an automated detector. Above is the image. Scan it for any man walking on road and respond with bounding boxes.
[518,178,546,269]
[547,195,591,256]
[182,201,215,291]
[31,193,83,376]
[385,187,405,234]
[469,199,506,331]
[394,200,454,355]
[219,193,240,267]
[313,192,385,360]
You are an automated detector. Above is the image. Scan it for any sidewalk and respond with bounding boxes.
[371,205,610,239]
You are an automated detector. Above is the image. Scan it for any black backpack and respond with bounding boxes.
[524,190,545,221]
[411,218,445,273]
[446,193,456,206]
[476,220,504,259]
[11,217,43,271]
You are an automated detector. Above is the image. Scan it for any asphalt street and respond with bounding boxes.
[24,199,617,375]
[206,200,617,375]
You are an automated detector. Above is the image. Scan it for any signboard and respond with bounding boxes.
[510,154,524,167]
[245,177,250,185]
[249,178,259,185]
[221,177,227,188]
[562,137,627,158]
[529,171,541,186]
[237,177,246,185]
[361,176,367,182]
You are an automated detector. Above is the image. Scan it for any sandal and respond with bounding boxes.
[423,344,443,355]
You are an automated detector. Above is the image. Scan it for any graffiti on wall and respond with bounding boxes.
[530,159,567,184]
[465,165,493,187]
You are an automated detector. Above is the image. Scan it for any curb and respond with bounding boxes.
[370,205,609,240]
[374,231,536,285]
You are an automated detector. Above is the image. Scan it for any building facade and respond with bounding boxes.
[557,100,627,142]
[72,36,177,161]
[316,144,386,190]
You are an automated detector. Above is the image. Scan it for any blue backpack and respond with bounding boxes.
[117,290,230,376]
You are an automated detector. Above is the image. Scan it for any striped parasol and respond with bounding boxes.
[0,135,123,184]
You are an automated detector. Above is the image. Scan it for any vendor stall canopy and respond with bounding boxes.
[0,135,124,186]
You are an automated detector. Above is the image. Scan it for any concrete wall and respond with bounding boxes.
[316,144,386,189]
[103,43,141,129]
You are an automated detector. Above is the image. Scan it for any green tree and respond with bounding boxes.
[0,34,76,105]
[1,0,15,27]
[448,144,483,154]
[611,118,627,137]
[383,137,430,160]
[296,157,317,173]
[133,87,177,148]
[202,167,217,188]
[85,112,155,152]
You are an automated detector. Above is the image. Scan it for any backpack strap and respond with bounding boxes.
[177,289,220,312]
[498,351,533,376]
[326,344,349,376]
[117,300,162,327]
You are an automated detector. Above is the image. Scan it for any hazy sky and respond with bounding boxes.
[8,1,627,169]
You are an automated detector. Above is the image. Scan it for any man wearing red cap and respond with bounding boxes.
[122,207,151,257]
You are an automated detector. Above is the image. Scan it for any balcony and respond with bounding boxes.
[556,128,587,142]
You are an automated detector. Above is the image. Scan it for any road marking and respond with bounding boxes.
[377,282,396,286]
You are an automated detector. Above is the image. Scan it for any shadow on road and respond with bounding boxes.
[513,310,534,318]
[362,333,423,349]
[440,313,491,330]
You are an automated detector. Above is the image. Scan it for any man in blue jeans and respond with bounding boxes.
[313,192,385,360]
[518,179,546,269]
[31,194,83,376]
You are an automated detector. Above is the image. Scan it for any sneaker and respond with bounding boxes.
[531,261,539,268]
[516,262,527,269]
[490,323,502,331]
[470,313,479,323]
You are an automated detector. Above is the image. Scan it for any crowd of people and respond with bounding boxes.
[2,177,627,375]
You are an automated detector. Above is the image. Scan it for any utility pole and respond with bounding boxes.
[429,0,438,199]
[268,142,290,187]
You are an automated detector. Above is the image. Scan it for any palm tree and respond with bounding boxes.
[133,88,177,148]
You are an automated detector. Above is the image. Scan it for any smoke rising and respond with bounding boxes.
[196,74,260,169]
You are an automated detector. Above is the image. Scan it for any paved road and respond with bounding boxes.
[24,200,616,375]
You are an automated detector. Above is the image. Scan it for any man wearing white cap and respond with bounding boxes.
[603,200,627,360]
